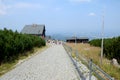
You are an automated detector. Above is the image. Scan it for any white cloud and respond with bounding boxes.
[88,12,96,16]
[0,9,6,15]
[0,2,43,15]
[0,4,7,15]
[70,0,91,3]
[12,2,42,9]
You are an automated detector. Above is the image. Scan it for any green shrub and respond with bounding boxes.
[89,37,120,63]
[0,28,46,64]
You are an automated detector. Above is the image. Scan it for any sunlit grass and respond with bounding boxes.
[66,43,120,80]
[0,61,16,76]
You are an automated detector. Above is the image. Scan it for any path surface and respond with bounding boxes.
[0,45,79,80]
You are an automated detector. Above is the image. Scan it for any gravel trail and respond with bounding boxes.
[0,45,79,80]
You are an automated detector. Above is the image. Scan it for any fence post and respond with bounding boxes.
[89,59,92,80]
[76,50,79,59]
[69,47,72,56]
[111,77,114,80]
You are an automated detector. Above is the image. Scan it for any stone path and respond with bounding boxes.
[0,45,79,80]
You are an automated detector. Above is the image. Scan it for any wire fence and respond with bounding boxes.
[63,43,115,80]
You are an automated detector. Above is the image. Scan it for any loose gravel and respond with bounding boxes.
[0,45,79,80]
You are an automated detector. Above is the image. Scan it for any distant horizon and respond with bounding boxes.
[1,27,120,41]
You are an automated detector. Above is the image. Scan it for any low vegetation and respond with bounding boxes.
[0,28,46,65]
[66,43,120,80]
[89,36,120,63]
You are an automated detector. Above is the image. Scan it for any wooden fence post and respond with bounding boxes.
[89,59,92,80]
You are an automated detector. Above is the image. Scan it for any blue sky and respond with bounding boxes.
[0,0,120,38]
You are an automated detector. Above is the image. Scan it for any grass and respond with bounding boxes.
[0,46,48,76]
[66,43,120,80]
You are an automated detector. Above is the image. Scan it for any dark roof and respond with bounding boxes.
[21,24,45,35]
[67,37,77,40]
[78,37,89,39]
[67,37,89,40]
